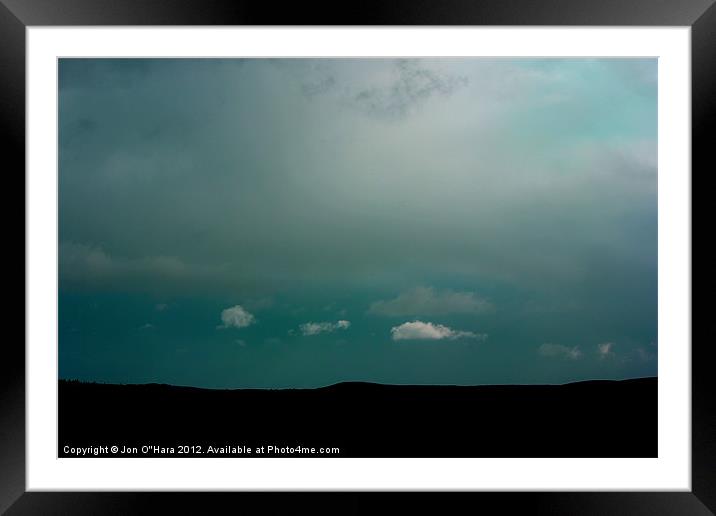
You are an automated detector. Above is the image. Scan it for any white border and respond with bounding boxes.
[26,27,691,491]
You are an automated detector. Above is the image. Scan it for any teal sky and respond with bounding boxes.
[58,58,657,388]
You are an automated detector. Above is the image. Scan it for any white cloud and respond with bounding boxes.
[390,321,486,341]
[155,303,168,312]
[139,323,154,330]
[299,320,351,336]
[597,342,615,359]
[218,305,255,329]
[368,286,492,317]
[538,343,582,360]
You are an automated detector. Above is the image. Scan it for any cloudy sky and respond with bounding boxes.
[58,58,657,388]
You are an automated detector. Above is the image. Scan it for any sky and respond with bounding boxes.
[58,58,658,388]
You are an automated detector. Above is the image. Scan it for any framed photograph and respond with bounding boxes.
[5,0,709,513]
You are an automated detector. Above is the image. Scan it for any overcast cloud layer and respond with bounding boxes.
[59,58,657,388]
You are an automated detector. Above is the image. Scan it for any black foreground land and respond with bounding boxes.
[58,377,656,458]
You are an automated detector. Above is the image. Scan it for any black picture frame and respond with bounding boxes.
[3,0,710,513]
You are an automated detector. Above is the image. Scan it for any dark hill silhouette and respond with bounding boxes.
[59,377,656,458]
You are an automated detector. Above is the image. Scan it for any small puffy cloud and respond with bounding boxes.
[539,343,582,360]
[139,323,154,330]
[634,347,656,362]
[299,320,351,336]
[368,286,492,317]
[155,303,168,311]
[597,342,615,359]
[218,305,255,329]
[390,321,486,341]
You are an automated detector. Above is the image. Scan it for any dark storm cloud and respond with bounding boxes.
[350,59,468,119]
